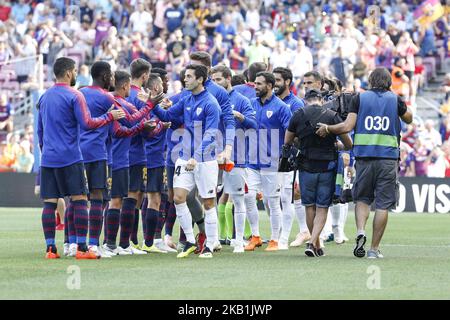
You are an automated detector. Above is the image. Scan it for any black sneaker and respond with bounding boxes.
[316,248,325,257]
[305,243,317,257]
[353,234,367,258]
[219,238,227,245]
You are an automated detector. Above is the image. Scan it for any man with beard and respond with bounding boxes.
[272,67,306,250]
[244,72,292,252]
[37,57,125,259]
[210,65,257,253]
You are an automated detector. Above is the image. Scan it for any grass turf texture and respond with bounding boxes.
[0,207,449,300]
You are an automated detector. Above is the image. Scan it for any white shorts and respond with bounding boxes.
[246,168,281,197]
[223,167,247,195]
[173,159,219,199]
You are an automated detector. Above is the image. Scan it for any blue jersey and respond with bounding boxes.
[229,89,257,168]
[282,92,305,113]
[353,90,401,159]
[233,83,256,100]
[37,83,114,168]
[204,79,235,147]
[111,95,159,171]
[79,86,147,164]
[248,94,292,171]
[128,85,148,167]
[153,89,221,162]
[165,92,185,168]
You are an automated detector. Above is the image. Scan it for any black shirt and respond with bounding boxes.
[348,89,407,116]
[204,13,221,37]
[288,104,343,173]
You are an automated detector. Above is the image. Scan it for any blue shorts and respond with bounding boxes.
[299,170,336,208]
[40,162,88,199]
[129,165,146,193]
[84,160,107,191]
[166,166,175,190]
[146,166,165,193]
[111,168,129,199]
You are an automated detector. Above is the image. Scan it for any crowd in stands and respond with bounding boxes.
[0,0,449,176]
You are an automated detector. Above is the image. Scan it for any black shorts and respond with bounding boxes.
[40,162,88,199]
[129,165,146,193]
[85,160,108,191]
[166,166,175,190]
[352,159,399,210]
[103,164,112,201]
[111,168,129,199]
[146,167,165,193]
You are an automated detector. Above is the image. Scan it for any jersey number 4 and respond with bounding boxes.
[175,166,181,176]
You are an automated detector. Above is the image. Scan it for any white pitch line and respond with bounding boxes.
[382,244,450,249]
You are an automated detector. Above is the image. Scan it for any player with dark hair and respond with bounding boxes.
[38,57,125,259]
[102,70,164,255]
[152,64,222,258]
[233,62,267,99]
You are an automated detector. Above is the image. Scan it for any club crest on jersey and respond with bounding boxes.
[196,108,203,116]
[266,110,273,118]
[231,104,235,110]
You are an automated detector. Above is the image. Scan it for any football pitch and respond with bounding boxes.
[0,207,449,300]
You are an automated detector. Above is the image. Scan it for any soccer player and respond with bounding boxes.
[103,70,163,255]
[151,64,221,258]
[316,67,413,258]
[210,65,257,253]
[141,73,176,253]
[273,67,305,250]
[127,58,153,250]
[79,61,154,258]
[233,62,267,99]
[38,57,125,259]
[189,51,235,253]
[244,72,292,252]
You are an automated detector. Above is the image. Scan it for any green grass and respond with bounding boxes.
[0,207,449,300]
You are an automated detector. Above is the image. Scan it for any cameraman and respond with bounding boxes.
[284,89,352,257]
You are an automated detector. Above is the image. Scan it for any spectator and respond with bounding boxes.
[399,142,414,177]
[153,0,171,38]
[167,29,188,80]
[426,147,447,178]
[329,46,353,86]
[79,0,95,24]
[73,17,96,62]
[75,64,93,89]
[12,142,34,173]
[0,140,14,171]
[0,92,13,135]
[13,35,37,84]
[269,41,291,70]
[0,0,11,22]
[214,13,236,47]
[94,11,112,54]
[59,14,81,39]
[203,2,221,39]
[228,35,246,72]
[46,30,74,77]
[410,138,429,177]
[11,0,30,24]
[291,39,313,82]
[245,33,270,66]
[148,37,167,70]
[210,33,227,66]
[96,39,118,71]
[182,8,199,43]
[0,40,10,64]
[240,0,261,34]
[420,119,443,151]
[443,141,450,178]
[164,0,185,34]
[129,2,153,34]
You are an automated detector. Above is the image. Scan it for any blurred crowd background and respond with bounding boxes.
[0,0,449,177]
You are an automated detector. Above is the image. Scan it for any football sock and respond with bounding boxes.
[130,208,140,245]
[72,199,89,251]
[119,198,137,248]
[64,202,70,243]
[141,197,148,236]
[88,199,103,246]
[67,201,76,244]
[42,202,57,251]
[294,199,308,234]
[225,202,234,239]
[102,200,108,244]
[179,226,186,243]
[331,204,340,229]
[175,202,195,244]
[165,202,177,236]
[268,197,282,241]
[217,203,226,239]
[144,208,159,247]
[244,190,260,237]
[154,196,168,240]
[232,194,246,245]
[205,208,218,251]
[244,219,252,239]
[280,188,294,243]
[106,208,120,248]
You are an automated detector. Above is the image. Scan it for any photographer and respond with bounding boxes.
[283,89,352,257]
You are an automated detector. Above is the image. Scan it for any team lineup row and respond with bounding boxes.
[37,51,361,260]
